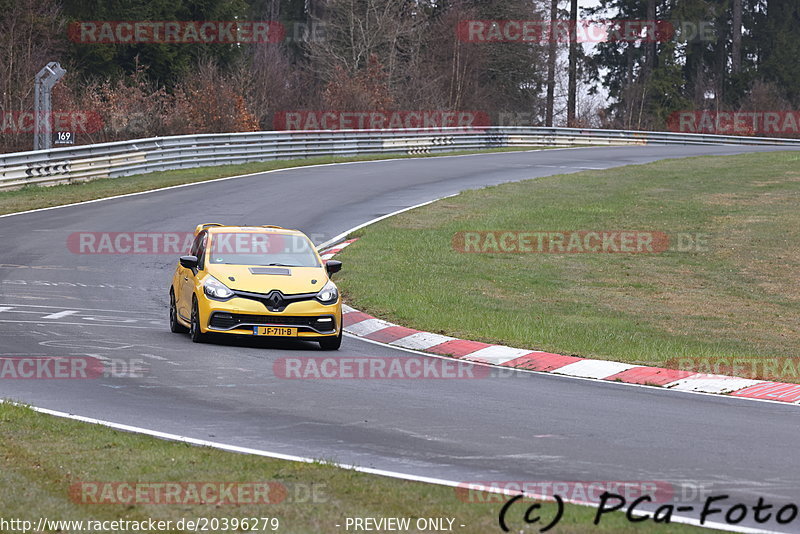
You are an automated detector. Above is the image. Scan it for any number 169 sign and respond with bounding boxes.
[54,131,75,145]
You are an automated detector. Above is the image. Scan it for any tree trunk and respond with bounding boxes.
[567,0,577,127]
[306,0,322,20]
[546,0,558,126]
[646,0,656,71]
[731,0,742,74]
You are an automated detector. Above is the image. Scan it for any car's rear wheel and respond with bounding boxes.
[169,291,189,333]
[190,297,207,343]
[319,330,342,350]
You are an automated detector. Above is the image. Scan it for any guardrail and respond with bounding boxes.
[2,126,800,191]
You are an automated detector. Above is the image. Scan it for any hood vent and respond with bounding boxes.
[248,267,291,276]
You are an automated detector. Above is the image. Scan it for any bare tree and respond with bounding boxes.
[546,0,558,126]
[567,0,577,126]
[0,0,64,151]
[243,44,317,128]
[307,0,419,89]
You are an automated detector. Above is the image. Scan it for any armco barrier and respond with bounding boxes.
[2,126,800,191]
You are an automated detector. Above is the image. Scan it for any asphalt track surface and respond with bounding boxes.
[2,145,800,532]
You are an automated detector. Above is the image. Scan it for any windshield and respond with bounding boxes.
[206,232,320,268]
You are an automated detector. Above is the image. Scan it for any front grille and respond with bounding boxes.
[232,289,318,312]
[209,312,336,333]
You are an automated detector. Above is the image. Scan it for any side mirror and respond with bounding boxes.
[180,255,198,269]
[325,260,342,275]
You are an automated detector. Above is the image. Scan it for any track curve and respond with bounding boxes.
[2,145,800,532]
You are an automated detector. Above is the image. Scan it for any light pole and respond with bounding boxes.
[34,62,66,150]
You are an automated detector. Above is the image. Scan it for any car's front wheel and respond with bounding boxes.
[318,330,342,350]
[190,297,207,343]
[169,291,189,333]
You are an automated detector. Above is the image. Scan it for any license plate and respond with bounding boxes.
[254,326,298,337]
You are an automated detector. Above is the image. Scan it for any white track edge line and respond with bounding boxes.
[0,400,776,534]
[0,147,594,221]
[343,334,799,408]
[0,303,162,313]
[316,194,459,250]
[0,146,792,532]
[319,192,800,410]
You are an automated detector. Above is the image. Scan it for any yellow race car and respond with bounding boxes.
[169,224,343,350]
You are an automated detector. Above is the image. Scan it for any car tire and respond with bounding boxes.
[190,297,207,343]
[169,291,189,333]
[319,330,342,351]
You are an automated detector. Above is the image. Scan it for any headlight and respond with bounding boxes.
[316,280,339,305]
[203,275,234,300]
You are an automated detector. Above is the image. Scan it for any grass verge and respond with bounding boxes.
[0,403,711,533]
[336,151,800,381]
[0,147,552,216]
